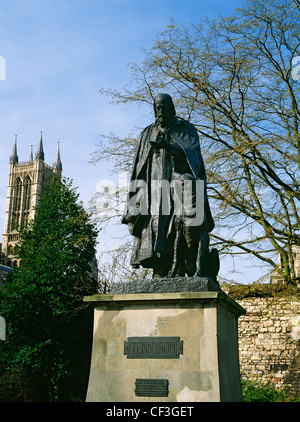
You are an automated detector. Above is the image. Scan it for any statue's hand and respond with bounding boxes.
[150,140,163,149]
[150,134,171,151]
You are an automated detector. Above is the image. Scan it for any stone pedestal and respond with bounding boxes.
[84,279,245,402]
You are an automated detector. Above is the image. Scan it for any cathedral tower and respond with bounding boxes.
[1,132,62,266]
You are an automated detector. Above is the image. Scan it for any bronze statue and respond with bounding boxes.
[121,93,219,281]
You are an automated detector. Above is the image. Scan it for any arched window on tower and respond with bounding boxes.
[23,176,32,226]
[12,177,22,230]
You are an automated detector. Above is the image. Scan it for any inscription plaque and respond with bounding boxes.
[124,336,183,359]
[135,379,169,397]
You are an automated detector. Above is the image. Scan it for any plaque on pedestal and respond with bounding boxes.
[84,287,245,402]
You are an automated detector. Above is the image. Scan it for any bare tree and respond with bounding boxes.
[92,0,300,286]
[97,242,152,289]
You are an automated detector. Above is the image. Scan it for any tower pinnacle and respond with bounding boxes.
[29,145,33,161]
[35,131,45,160]
[9,135,18,164]
[53,142,62,171]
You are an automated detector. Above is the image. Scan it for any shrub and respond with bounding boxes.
[241,379,289,402]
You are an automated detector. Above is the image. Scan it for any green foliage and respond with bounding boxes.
[0,175,99,400]
[241,379,296,402]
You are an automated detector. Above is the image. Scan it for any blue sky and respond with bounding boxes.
[0,0,262,283]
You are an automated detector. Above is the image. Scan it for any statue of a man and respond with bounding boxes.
[122,93,218,279]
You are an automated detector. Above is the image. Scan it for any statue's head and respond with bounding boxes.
[153,93,176,127]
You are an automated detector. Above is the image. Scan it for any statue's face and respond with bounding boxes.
[154,96,174,128]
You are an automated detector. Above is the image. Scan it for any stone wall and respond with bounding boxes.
[234,293,300,397]
[0,369,49,402]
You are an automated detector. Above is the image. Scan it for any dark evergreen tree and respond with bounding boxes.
[0,175,99,401]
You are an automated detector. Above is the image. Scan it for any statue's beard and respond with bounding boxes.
[157,114,172,127]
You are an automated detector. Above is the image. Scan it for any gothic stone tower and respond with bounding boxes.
[1,132,62,266]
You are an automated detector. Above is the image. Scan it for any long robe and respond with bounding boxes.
[121,116,214,269]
